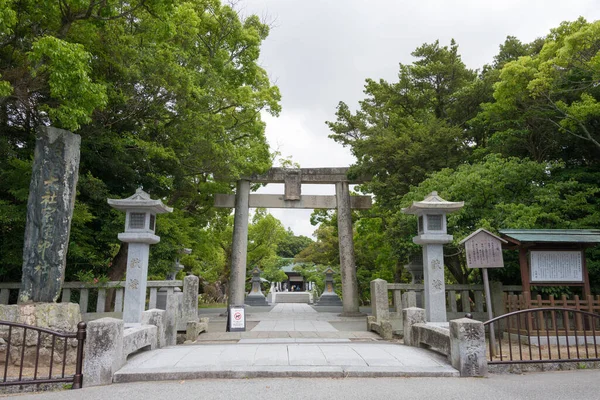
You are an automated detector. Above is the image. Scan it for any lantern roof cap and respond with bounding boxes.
[108,188,173,214]
[402,191,464,215]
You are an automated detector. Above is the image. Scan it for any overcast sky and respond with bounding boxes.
[240,0,600,238]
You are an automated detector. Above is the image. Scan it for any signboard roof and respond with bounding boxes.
[500,229,600,244]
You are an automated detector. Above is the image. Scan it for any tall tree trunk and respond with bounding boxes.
[104,243,128,311]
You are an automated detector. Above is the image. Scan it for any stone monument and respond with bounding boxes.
[245,267,269,306]
[315,268,342,306]
[402,191,463,322]
[108,188,172,325]
[20,127,81,303]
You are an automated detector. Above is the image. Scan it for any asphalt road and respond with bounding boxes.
[6,370,600,400]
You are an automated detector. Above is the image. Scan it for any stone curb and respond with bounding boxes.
[113,366,459,383]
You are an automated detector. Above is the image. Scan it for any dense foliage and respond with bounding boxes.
[1,6,600,303]
[0,0,280,283]
[323,18,600,296]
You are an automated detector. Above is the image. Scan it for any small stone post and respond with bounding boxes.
[181,275,199,325]
[336,181,361,316]
[142,309,167,349]
[20,126,81,303]
[403,307,426,347]
[228,179,250,307]
[108,189,172,325]
[83,318,124,387]
[370,279,389,322]
[402,192,464,322]
[450,318,487,377]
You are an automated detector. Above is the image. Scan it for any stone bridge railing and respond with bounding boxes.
[385,281,522,324]
[367,279,522,338]
[0,280,183,316]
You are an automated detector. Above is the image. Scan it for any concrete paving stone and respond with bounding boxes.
[273,321,295,331]
[251,321,276,331]
[126,346,193,368]
[268,331,291,338]
[350,345,404,367]
[318,345,368,366]
[377,344,446,367]
[217,345,259,366]
[311,321,338,332]
[292,320,315,331]
[253,344,289,366]
[298,331,318,338]
[288,344,327,366]
[317,332,341,338]
[173,346,228,367]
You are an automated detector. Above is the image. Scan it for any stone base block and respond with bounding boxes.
[83,318,124,387]
[450,318,487,377]
[0,303,82,367]
[244,294,269,306]
[367,316,393,340]
[123,325,157,358]
[185,318,209,342]
[315,293,343,306]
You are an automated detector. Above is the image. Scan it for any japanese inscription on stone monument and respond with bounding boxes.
[20,127,81,303]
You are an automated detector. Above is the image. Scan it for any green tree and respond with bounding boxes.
[395,155,600,284]
[0,0,281,282]
[276,229,313,258]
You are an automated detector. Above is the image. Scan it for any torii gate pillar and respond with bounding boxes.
[336,181,361,316]
[228,179,250,306]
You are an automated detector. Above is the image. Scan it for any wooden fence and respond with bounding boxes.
[387,283,523,321]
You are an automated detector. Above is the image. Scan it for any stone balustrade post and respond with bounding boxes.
[142,309,167,349]
[83,318,124,387]
[402,307,426,347]
[450,318,487,377]
[370,279,389,321]
[181,275,199,326]
[165,292,181,346]
[402,291,417,308]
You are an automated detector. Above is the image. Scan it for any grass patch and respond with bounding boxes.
[199,303,227,308]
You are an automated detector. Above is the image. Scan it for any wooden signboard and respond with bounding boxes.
[530,250,583,283]
[462,229,506,269]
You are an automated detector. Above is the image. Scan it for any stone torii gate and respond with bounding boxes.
[214,168,371,316]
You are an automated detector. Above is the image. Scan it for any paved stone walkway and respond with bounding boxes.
[113,303,458,382]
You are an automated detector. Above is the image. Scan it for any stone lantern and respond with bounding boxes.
[245,267,268,306]
[405,253,424,284]
[402,191,463,322]
[315,267,342,306]
[108,188,172,325]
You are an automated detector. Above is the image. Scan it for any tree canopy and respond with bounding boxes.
[324,18,600,296]
[0,0,280,282]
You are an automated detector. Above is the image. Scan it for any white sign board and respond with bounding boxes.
[464,231,504,269]
[530,251,583,283]
[228,306,246,331]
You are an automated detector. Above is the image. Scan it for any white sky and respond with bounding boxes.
[240,0,600,238]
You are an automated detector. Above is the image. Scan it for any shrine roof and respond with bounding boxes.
[500,229,600,245]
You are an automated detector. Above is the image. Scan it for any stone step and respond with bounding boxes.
[275,293,311,303]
